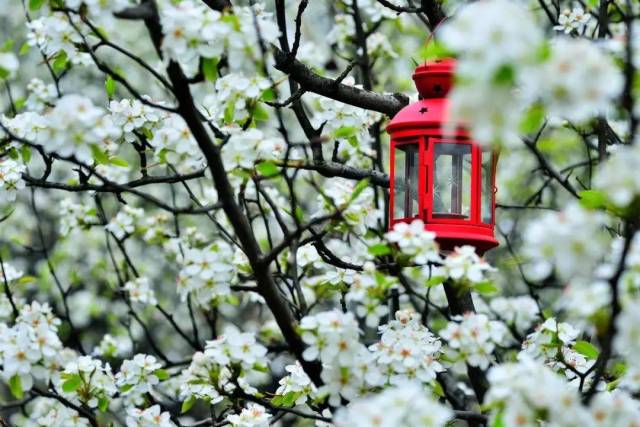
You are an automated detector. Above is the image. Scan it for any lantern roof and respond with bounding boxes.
[413,58,455,98]
[387,58,468,135]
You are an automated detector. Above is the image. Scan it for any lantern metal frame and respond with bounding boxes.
[387,59,499,254]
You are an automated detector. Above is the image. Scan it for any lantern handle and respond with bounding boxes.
[424,16,449,49]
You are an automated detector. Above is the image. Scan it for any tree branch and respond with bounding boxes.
[272,47,409,117]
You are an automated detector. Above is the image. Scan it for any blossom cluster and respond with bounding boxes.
[440,0,622,145]
[486,358,640,426]
[0,302,64,393]
[159,1,279,77]
[523,203,609,281]
[440,312,509,369]
[176,241,237,308]
[179,328,267,405]
[369,310,444,384]
[334,382,452,427]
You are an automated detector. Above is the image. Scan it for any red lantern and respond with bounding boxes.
[387,59,499,254]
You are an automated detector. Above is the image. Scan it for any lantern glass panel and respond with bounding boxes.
[433,143,472,219]
[393,144,419,219]
[481,148,494,224]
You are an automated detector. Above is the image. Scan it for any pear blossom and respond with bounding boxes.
[437,245,496,283]
[149,114,203,172]
[523,203,609,281]
[334,382,452,427]
[385,220,441,265]
[59,198,97,236]
[60,356,116,408]
[124,277,157,306]
[36,95,106,163]
[116,354,163,401]
[554,8,591,34]
[226,403,271,427]
[25,78,57,112]
[222,128,284,169]
[594,144,640,208]
[109,98,160,142]
[274,362,316,406]
[318,178,382,233]
[0,261,23,283]
[126,405,174,427]
[440,313,509,369]
[490,296,540,333]
[0,158,25,203]
[177,242,237,307]
[26,14,90,66]
[485,358,591,426]
[105,206,145,240]
[204,327,268,369]
[0,302,63,393]
[529,38,623,122]
[370,310,444,384]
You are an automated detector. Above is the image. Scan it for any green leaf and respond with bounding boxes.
[29,0,46,10]
[0,67,9,80]
[261,88,275,102]
[141,127,154,140]
[294,206,304,222]
[579,190,607,210]
[223,99,235,124]
[251,104,269,122]
[105,75,116,98]
[256,161,279,177]
[154,369,169,380]
[271,395,284,406]
[368,243,391,256]
[474,281,498,295]
[119,383,134,392]
[348,178,370,203]
[19,42,30,56]
[426,276,446,287]
[52,51,68,74]
[573,340,599,360]
[433,381,445,398]
[90,145,109,165]
[201,57,220,83]
[16,275,36,285]
[1,39,14,52]
[8,375,23,399]
[492,411,505,427]
[333,126,358,139]
[62,374,83,393]
[181,396,196,413]
[109,156,129,167]
[492,64,515,86]
[98,396,109,412]
[520,103,545,134]
[282,392,299,407]
[20,146,32,163]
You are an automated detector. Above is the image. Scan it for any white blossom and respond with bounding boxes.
[523,203,609,281]
[334,382,452,427]
[124,277,157,306]
[554,8,591,34]
[226,403,271,427]
[126,405,174,427]
[440,313,509,369]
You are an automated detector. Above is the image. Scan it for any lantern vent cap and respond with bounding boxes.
[413,58,456,98]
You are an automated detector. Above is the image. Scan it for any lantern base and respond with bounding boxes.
[424,223,499,256]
